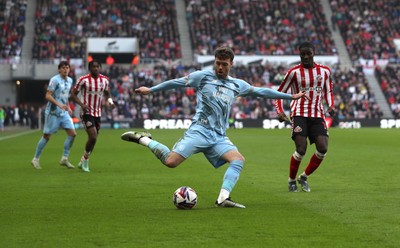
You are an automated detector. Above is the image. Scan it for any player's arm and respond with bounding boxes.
[104,89,115,109]
[274,70,296,122]
[135,77,187,95]
[249,86,307,122]
[70,87,88,113]
[45,90,69,112]
[324,72,335,117]
[248,86,307,100]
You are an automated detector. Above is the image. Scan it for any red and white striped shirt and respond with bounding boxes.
[275,63,334,118]
[74,73,110,117]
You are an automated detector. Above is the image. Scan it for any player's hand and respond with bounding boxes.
[67,106,72,115]
[81,104,89,113]
[135,87,151,95]
[292,91,310,100]
[327,107,335,116]
[277,112,290,122]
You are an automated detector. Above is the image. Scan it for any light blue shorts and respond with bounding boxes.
[43,113,75,134]
[172,124,238,168]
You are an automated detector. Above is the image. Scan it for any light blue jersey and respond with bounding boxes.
[151,70,293,135]
[45,74,73,117]
[43,74,75,134]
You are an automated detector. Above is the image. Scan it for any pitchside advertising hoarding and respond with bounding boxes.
[73,118,400,129]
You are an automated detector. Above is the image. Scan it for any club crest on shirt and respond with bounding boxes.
[316,75,322,82]
[294,126,302,133]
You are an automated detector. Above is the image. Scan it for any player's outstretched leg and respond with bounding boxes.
[121,131,152,144]
[121,131,172,164]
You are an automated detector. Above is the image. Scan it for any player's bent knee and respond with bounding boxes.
[163,157,180,168]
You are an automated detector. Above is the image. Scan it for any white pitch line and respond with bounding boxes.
[0,129,40,141]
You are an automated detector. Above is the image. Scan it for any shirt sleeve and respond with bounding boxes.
[150,70,204,93]
[249,87,293,99]
[275,70,295,114]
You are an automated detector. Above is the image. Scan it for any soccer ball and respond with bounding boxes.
[173,186,198,209]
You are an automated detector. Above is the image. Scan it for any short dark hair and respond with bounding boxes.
[58,61,70,69]
[214,46,234,61]
[88,60,101,70]
[298,41,315,51]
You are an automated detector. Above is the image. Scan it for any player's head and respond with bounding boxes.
[88,60,101,78]
[214,46,234,79]
[298,42,315,68]
[58,61,70,78]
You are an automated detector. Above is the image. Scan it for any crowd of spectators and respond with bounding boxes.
[330,0,399,62]
[185,0,337,56]
[1,104,39,129]
[0,0,396,121]
[0,0,26,63]
[375,64,400,118]
[32,0,181,62]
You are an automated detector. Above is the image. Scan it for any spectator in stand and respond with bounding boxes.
[0,105,5,131]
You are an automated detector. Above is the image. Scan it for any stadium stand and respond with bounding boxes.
[0,0,26,62]
[32,0,181,62]
[375,64,400,118]
[330,0,399,62]
[185,0,337,55]
[0,0,397,124]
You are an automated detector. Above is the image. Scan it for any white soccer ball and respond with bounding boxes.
[172,186,198,209]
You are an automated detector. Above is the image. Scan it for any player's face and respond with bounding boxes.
[59,65,70,78]
[214,57,232,79]
[300,47,314,68]
[90,62,101,77]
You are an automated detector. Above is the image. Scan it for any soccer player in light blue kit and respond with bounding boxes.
[31,61,76,170]
[121,46,308,208]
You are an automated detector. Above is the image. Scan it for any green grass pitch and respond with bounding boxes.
[0,128,399,247]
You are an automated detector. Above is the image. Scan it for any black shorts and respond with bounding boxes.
[81,114,101,132]
[291,116,328,144]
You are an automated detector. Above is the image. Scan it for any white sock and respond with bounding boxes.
[217,188,230,204]
[61,156,68,160]
[139,136,152,146]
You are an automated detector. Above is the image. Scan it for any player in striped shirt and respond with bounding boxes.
[275,41,335,192]
[121,46,308,208]
[71,60,115,172]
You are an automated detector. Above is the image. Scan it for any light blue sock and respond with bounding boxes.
[63,135,75,157]
[34,137,48,159]
[148,140,171,164]
[221,160,244,192]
